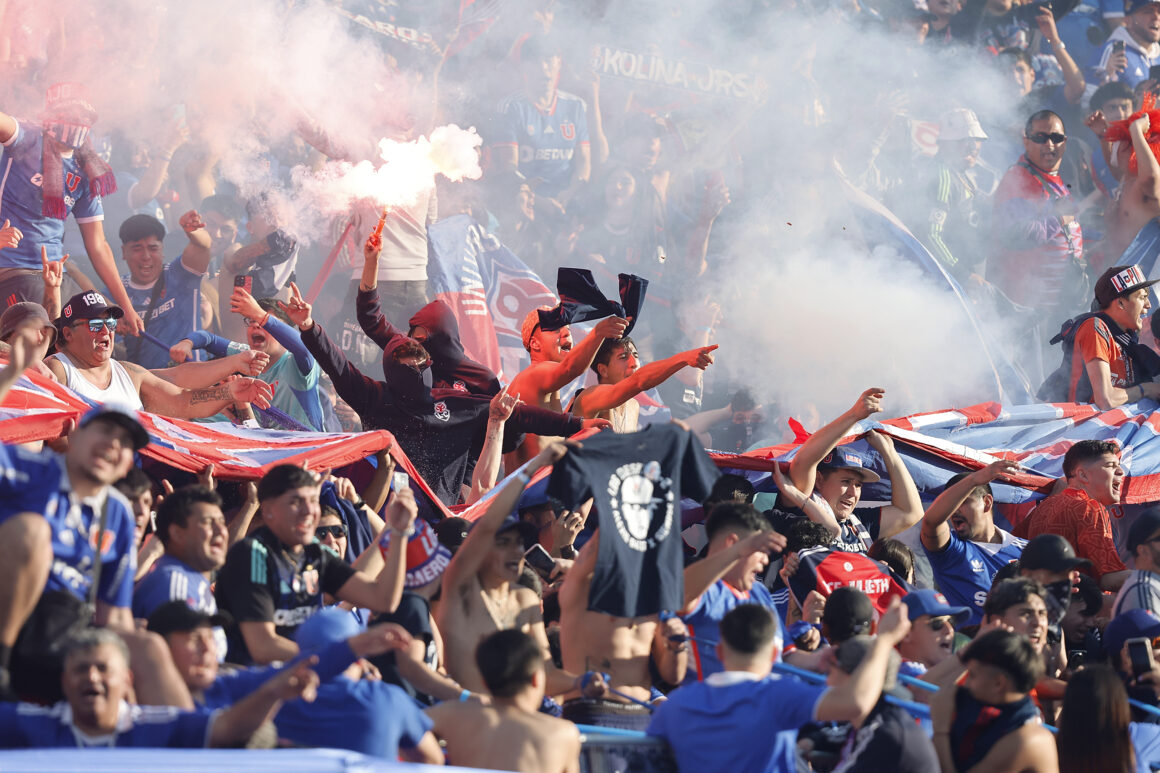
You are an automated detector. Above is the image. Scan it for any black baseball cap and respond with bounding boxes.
[57,290,124,325]
[822,586,875,643]
[1019,533,1092,572]
[146,600,229,636]
[1094,265,1160,309]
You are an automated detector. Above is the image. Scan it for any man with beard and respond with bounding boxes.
[921,460,1027,624]
[1015,440,1131,590]
[1092,0,1160,90]
[505,307,627,463]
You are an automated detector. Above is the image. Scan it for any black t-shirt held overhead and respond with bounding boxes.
[547,424,720,617]
[215,526,356,664]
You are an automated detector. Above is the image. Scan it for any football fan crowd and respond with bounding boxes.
[13,0,1160,772]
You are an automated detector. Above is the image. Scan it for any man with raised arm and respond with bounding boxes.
[678,502,788,684]
[567,336,717,433]
[506,307,627,463]
[787,388,923,554]
[0,84,143,333]
[45,291,273,420]
[921,460,1027,624]
[647,601,912,773]
[556,529,690,730]
[437,441,581,695]
[281,280,608,504]
[214,465,414,665]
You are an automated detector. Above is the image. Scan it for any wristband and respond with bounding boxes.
[390,524,416,538]
[352,499,367,510]
[516,471,532,486]
[458,689,471,702]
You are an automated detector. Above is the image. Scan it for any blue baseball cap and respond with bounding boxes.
[1105,609,1160,658]
[818,447,881,484]
[79,402,149,450]
[1127,0,1160,15]
[903,589,971,625]
[295,607,361,655]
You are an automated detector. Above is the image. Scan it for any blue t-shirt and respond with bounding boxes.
[275,677,432,759]
[494,91,589,197]
[202,668,430,759]
[0,443,135,608]
[0,701,213,748]
[1132,721,1160,773]
[0,121,104,269]
[648,673,827,773]
[119,258,205,369]
[923,530,1025,626]
[133,554,227,659]
[1056,0,1123,79]
[681,581,786,685]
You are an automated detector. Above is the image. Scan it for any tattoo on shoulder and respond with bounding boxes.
[189,385,232,405]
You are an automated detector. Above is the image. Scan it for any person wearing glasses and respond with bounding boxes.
[45,290,273,420]
[897,590,972,689]
[988,109,1086,335]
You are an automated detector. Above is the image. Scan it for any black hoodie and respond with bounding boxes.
[356,289,501,396]
[302,320,583,504]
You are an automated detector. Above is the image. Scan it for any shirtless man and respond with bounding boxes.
[568,337,717,433]
[557,530,689,730]
[46,290,273,419]
[1101,112,1160,260]
[506,308,627,464]
[427,629,581,773]
[437,441,579,695]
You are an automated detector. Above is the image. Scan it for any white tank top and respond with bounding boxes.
[51,353,144,410]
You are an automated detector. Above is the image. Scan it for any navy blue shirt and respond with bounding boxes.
[0,701,213,748]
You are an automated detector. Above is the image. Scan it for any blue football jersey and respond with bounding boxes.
[924,531,1025,625]
[0,443,135,608]
[681,580,786,684]
[0,121,104,269]
[119,258,205,369]
[494,91,589,197]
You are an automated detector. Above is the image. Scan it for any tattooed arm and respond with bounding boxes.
[125,360,273,419]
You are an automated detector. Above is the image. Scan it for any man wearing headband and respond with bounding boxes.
[0,83,143,334]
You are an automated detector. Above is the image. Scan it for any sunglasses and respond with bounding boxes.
[80,318,117,333]
[1026,132,1067,145]
[316,525,346,539]
[927,616,954,632]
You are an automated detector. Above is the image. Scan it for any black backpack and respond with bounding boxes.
[1037,312,1109,404]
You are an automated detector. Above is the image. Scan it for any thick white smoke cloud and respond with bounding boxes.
[5,0,1040,423]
